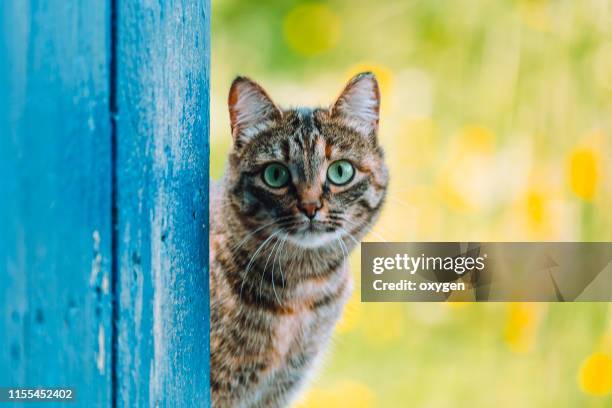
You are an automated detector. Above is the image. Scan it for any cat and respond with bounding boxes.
[210,72,388,408]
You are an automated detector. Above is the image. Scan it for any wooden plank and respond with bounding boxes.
[115,0,211,405]
[0,0,113,405]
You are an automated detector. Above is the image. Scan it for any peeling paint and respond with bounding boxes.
[90,230,102,286]
[93,230,101,248]
[149,192,167,401]
[101,273,109,294]
[96,323,105,375]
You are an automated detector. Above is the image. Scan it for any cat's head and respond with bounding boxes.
[225,72,388,248]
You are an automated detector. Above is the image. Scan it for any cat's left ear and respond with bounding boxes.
[330,72,380,137]
[228,77,282,148]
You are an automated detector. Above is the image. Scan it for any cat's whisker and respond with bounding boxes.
[240,231,280,300]
[340,238,350,269]
[384,194,417,210]
[334,215,387,242]
[337,227,361,247]
[335,238,343,267]
[286,238,301,277]
[230,216,295,254]
[385,185,416,194]
[276,233,289,289]
[230,216,293,249]
[361,227,388,242]
[328,209,391,240]
[336,236,348,267]
[259,233,283,300]
[270,233,288,304]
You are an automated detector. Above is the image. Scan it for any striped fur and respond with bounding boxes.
[211,73,388,407]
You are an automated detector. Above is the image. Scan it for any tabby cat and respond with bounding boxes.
[210,72,388,407]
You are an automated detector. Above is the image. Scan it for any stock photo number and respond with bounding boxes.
[0,387,75,402]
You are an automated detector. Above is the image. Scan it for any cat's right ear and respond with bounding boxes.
[330,72,380,137]
[228,77,282,148]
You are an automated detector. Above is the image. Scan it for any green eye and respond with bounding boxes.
[262,163,290,188]
[327,160,355,186]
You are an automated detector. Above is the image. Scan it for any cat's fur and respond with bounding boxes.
[210,73,388,408]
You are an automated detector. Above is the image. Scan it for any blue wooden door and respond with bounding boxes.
[114,0,211,406]
[0,0,210,406]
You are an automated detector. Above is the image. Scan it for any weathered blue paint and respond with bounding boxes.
[114,1,210,406]
[0,0,113,406]
[1,0,211,406]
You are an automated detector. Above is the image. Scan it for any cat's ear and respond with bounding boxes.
[228,77,282,147]
[330,72,380,136]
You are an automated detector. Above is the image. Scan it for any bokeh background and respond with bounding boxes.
[211,0,612,406]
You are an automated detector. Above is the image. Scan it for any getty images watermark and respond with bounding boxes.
[361,242,612,302]
[371,252,487,293]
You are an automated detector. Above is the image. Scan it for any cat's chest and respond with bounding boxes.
[266,302,343,374]
[270,311,321,370]
[270,311,314,362]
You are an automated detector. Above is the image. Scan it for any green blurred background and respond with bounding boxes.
[211,0,612,406]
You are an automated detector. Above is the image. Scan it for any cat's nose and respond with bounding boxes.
[298,201,322,220]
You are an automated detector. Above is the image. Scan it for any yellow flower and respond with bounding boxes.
[295,380,375,408]
[578,352,612,396]
[526,189,546,226]
[568,146,600,200]
[283,4,341,56]
[517,169,567,240]
[516,0,551,31]
[458,125,495,153]
[445,301,469,309]
[522,186,558,238]
[504,303,543,353]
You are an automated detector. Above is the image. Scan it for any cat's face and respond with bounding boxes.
[225,73,388,248]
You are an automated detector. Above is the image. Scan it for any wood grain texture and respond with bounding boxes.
[1,0,210,405]
[115,0,210,406]
[0,0,113,406]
